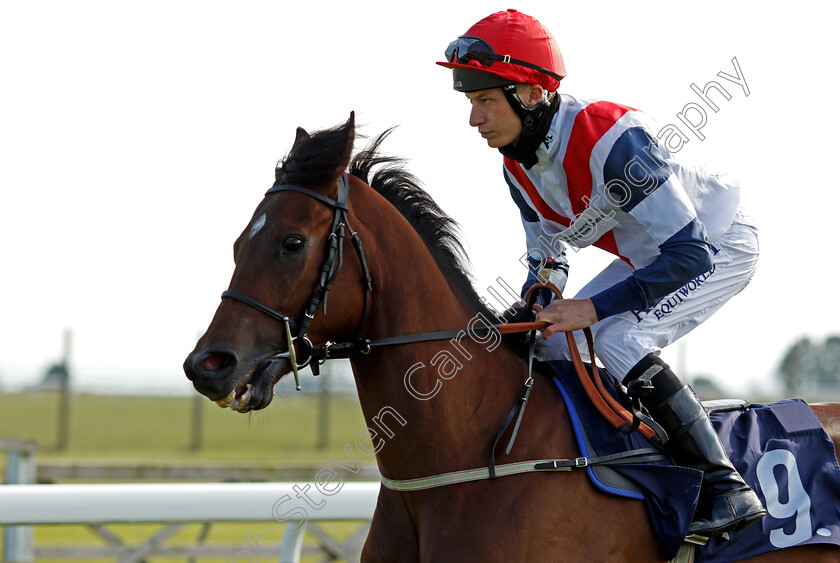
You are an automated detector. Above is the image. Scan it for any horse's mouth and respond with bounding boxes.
[214,358,288,413]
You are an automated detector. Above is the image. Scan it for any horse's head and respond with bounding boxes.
[183,113,372,412]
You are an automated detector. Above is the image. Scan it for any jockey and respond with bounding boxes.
[438,9,765,537]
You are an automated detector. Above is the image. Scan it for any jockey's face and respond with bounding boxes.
[465,88,523,148]
[465,84,545,149]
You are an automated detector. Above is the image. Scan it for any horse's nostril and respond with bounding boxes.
[202,351,236,374]
[186,349,237,380]
[202,352,230,372]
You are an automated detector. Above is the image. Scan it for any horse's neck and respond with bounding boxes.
[348,198,572,479]
[350,310,531,479]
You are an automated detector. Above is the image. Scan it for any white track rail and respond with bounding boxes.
[0,482,379,562]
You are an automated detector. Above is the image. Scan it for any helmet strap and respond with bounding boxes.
[498,88,559,169]
[502,84,549,135]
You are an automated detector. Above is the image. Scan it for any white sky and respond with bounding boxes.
[1,1,836,396]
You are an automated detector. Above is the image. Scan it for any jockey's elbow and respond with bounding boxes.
[694,244,714,276]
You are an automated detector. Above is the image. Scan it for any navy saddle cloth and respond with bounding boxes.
[543,359,840,562]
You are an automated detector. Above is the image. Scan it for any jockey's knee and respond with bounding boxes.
[590,323,641,378]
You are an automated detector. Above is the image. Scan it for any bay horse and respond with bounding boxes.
[184,114,840,562]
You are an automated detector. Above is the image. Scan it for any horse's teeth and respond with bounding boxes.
[231,383,253,412]
[214,383,253,411]
[215,390,235,408]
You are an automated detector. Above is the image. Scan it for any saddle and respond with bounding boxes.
[545,359,840,562]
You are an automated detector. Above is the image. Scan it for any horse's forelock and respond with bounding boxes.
[275,114,355,186]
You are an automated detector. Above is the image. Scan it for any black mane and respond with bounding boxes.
[275,119,495,318]
[350,130,494,317]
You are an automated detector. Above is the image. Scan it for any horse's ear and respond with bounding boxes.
[293,127,309,147]
[335,112,355,176]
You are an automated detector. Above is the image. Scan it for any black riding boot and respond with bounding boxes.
[624,355,766,537]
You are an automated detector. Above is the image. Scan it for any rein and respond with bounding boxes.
[222,174,663,490]
[220,173,543,380]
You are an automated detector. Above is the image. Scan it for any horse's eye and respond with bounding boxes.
[283,236,305,252]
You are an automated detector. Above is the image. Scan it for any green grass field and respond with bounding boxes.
[1,388,371,562]
[2,389,367,463]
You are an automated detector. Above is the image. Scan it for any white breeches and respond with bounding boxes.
[542,211,759,380]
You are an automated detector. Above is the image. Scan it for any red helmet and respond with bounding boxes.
[437,9,566,92]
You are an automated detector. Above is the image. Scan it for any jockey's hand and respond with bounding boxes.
[534,299,598,338]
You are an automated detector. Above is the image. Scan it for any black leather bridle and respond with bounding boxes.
[217,173,550,404]
[220,172,507,392]
[217,175,666,481]
[221,174,372,390]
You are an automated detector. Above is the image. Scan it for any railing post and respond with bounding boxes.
[2,439,38,562]
[190,393,204,451]
[56,328,72,451]
[316,365,331,450]
[278,522,306,563]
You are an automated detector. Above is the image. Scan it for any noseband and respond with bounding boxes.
[221,174,372,390]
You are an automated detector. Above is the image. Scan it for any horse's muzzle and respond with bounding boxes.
[183,348,240,400]
[183,346,289,412]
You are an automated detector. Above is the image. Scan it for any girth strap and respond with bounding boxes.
[380,448,666,492]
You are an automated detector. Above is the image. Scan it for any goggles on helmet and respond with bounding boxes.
[444,35,563,82]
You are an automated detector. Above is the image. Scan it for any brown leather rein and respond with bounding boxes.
[302,280,658,445]
[519,283,658,442]
[221,175,656,444]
